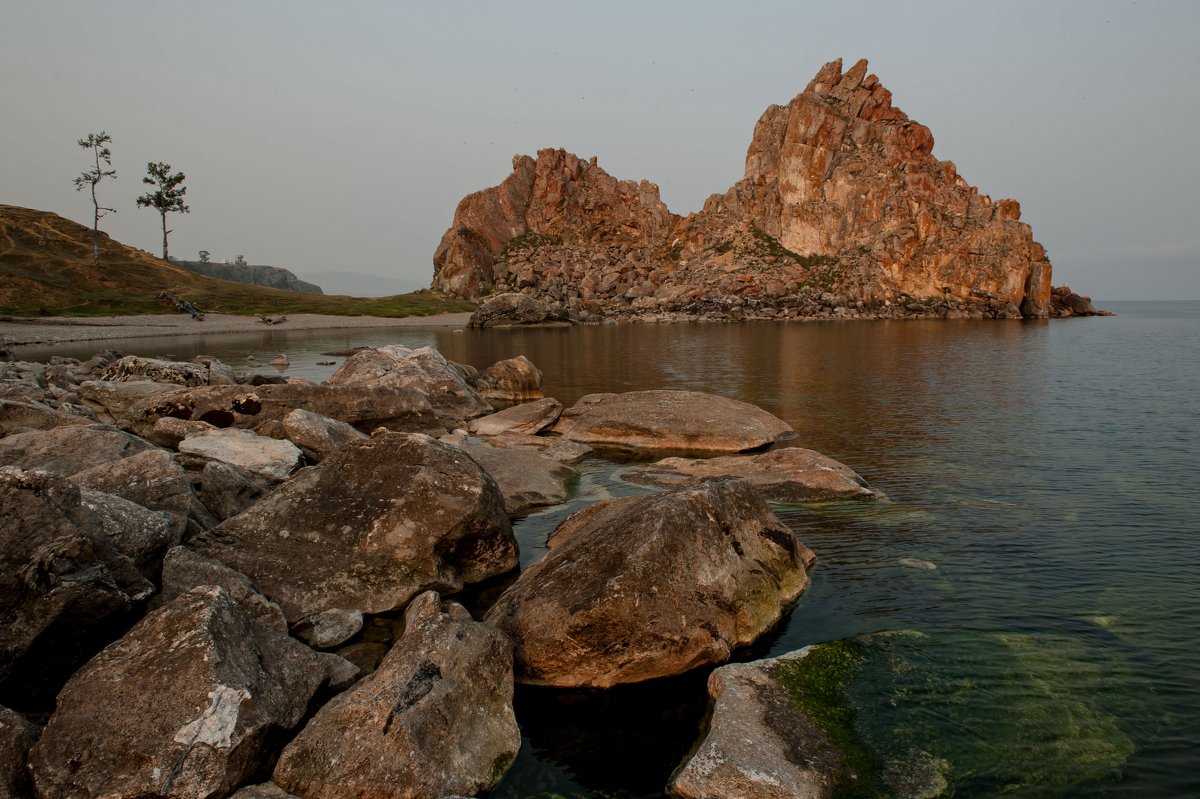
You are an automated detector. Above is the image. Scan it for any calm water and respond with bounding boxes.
[17,301,1200,797]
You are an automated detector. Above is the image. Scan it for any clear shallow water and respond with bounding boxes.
[18,301,1200,796]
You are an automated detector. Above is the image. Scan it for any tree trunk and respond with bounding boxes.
[161,211,168,261]
[90,181,100,263]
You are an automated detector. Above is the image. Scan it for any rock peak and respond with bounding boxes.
[432,59,1057,320]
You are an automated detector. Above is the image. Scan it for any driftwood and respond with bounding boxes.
[257,314,288,325]
[158,291,205,320]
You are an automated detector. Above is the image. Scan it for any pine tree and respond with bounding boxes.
[136,162,189,261]
[73,132,117,263]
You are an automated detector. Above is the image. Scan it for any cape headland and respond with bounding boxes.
[433,58,1100,323]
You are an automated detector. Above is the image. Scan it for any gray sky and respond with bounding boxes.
[3,0,1197,299]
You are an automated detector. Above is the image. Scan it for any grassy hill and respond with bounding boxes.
[0,204,474,318]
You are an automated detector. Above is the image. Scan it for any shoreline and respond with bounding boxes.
[0,312,474,348]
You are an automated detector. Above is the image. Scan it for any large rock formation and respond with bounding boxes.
[432,59,1059,320]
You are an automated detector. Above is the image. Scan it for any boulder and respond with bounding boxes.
[191,432,516,623]
[0,706,40,799]
[280,408,367,462]
[197,461,275,522]
[125,383,445,438]
[273,591,520,799]
[291,608,363,650]
[550,390,793,453]
[467,397,563,436]
[459,439,577,515]
[71,448,195,541]
[0,467,153,705]
[468,355,544,402]
[79,488,174,579]
[0,423,156,477]
[159,546,288,635]
[97,355,235,387]
[179,428,303,481]
[0,398,89,436]
[487,432,593,463]
[467,292,571,328]
[77,379,177,426]
[150,416,217,448]
[484,479,814,688]
[669,648,846,799]
[230,785,299,799]
[327,345,491,420]
[623,447,875,502]
[29,587,336,799]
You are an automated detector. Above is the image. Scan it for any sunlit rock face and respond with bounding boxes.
[432,58,1053,319]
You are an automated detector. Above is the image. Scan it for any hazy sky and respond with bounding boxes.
[3,1,1197,299]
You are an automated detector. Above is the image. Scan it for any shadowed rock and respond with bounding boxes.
[623,447,875,502]
[191,432,516,623]
[484,479,814,688]
[71,448,195,542]
[550,390,793,453]
[0,467,153,704]
[0,706,40,799]
[273,591,520,799]
[0,398,89,436]
[29,587,336,799]
[280,408,367,462]
[197,461,275,523]
[159,546,288,635]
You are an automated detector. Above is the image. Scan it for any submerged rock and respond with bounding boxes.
[485,479,814,688]
[624,446,875,502]
[468,355,545,402]
[29,587,335,799]
[550,390,793,453]
[191,432,516,623]
[273,591,520,799]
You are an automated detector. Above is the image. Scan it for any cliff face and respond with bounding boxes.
[174,260,324,294]
[432,59,1056,320]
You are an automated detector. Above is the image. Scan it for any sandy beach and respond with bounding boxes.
[0,312,474,348]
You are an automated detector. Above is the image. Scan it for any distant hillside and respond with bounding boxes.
[174,259,324,294]
[0,204,474,318]
[298,270,423,297]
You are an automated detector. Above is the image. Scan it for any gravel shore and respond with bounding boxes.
[0,312,474,347]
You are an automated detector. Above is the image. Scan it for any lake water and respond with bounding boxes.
[18,301,1200,797]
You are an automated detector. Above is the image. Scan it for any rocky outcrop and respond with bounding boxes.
[467,292,571,328]
[550,390,793,453]
[433,59,1065,321]
[623,447,875,502]
[273,591,520,799]
[29,587,334,799]
[190,432,516,623]
[174,259,324,294]
[1050,285,1106,317]
[484,479,814,688]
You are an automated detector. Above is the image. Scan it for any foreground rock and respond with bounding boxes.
[179,428,304,481]
[192,432,516,623]
[0,467,153,705]
[459,439,577,515]
[328,345,491,420]
[280,408,367,461]
[467,292,570,328]
[468,397,563,436]
[669,648,848,799]
[550,390,793,453]
[0,423,156,477]
[485,479,814,687]
[0,398,88,435]
[71,448,196,541]
[0,706,40,799]
[274,591,520,799]
[29,587,335,799]
[624,447,875,502]
[159,546,289,635]
[122,382,444,439]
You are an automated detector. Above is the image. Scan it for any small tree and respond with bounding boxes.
[234,254,246,266]
[198,249,210,263]
[73,132,117,263]
[136,162,189,261]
